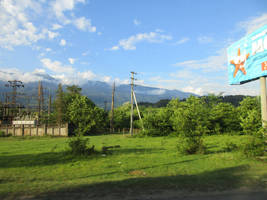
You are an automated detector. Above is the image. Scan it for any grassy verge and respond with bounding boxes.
[0,134,266,199]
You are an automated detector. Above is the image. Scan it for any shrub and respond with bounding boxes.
[171,97,210,137]
[68,136,95,155]
[241,137,265,157]
[209,103,241,134]
[142,107,173,136]
[223,141,238,152]
[68,95,107,135]
[177,136,206,155]
[240,109,261,135]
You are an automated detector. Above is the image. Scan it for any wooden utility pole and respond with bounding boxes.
[133,90,144,130]
[48,89,51,116]
[260,77,267,127]
[130,72,136,135]
[110,81,115,132]
[38,81,44,118]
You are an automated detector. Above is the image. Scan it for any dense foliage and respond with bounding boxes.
[52,84,108,135]
[141,96,262,137]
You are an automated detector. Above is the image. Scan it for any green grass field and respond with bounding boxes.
[0,134,266,199]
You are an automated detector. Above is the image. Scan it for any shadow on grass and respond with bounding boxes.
[111,147,165,155]
[0,144,207,168]
[0,151,96,168]
[28,164,266,200]
[72,158,203,180]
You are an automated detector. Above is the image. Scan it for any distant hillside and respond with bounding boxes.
[0,80,196,108]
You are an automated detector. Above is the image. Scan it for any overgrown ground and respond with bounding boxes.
[0,134,266,200]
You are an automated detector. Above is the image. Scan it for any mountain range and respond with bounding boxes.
[0,80,196,108]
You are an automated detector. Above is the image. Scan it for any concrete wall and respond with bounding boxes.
[0,124,68,137]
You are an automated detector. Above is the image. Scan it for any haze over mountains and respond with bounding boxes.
[0,79,196,108]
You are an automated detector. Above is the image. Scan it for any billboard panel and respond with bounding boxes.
[227,24,267,84]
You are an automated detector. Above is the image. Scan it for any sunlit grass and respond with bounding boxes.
[0,134,266,199]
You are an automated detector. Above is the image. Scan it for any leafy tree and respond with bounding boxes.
[65,85,82,106]
[201,94,221,108]
[209,102,241,134]
[238,97,261,135]
[171,96,210,136]
[240,109,261,135]
[142,107,173,136]
[111,102,131,129]
[238,97,260,119]
[68,95,106,135]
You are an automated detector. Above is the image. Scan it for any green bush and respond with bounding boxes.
[209,103,241,134]
[142,107,173,136]
[241,137,265,157]
[223,141,238,152]
[240,109,261,135]
[177,136,206,155]
[68,137,95,155]
[171,97,210,137]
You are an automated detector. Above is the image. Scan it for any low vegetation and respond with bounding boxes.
[0,134,266,199]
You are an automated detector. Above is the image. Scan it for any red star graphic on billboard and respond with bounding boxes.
[230,48,250,78]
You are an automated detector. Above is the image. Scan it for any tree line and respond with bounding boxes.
[47,84,262,137]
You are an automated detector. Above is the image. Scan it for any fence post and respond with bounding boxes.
[44,124,47,136]
[22,125,24,136]
[66,123,69,136]
[59,124,61,136]
[13,125,15,136]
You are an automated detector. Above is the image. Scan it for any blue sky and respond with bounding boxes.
[0,0,266,96]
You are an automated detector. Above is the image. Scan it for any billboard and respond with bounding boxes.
[227,24,267,85]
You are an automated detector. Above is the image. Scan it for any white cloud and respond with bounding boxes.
[68,58,75,64]
[59,39,66,46]
[73,17,96,32]
[52,23,63,30]
[50,70,95,85]
[149,89,166,95]
[0,67,56,83]
[238,13,267,35]
[111,31,172,50]
[182,86,204,96]
[33,68,46,74]
[0,0,60,49]
[173,48,227,72]
[46,30,59,39]
[51,0,85,22]
[110,46,120,51]
[45,48,52,52]
[100,76,112,83]
[50,0,96,33]
[77,70,96,80]
[41,58,74,73]
[175,37,190,45]
[133,19,141,26]
[197,36,213,44]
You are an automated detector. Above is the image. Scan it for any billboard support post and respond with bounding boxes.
[260,77,267,127]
